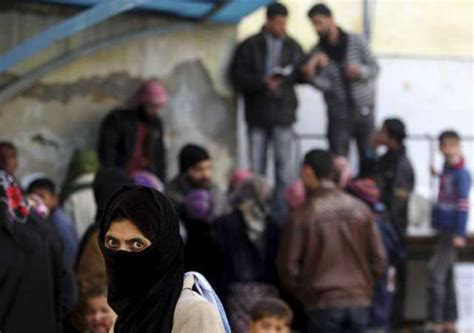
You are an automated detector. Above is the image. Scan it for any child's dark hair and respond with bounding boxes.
[0,141,17,153]
[27,177,57,195]
[250,297,293,324]
[84,284,108,300]
[439,130,460,143]
[80,284,108,314]
[383,118,407,144]
[0,141,17,169]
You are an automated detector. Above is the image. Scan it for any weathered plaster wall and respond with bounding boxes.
[0,6,238,187]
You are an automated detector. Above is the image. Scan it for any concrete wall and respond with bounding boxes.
[0,5,238,187]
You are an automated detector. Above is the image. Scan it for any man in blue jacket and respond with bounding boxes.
[427,130,471,332]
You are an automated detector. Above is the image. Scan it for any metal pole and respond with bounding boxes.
[363,0,375,42]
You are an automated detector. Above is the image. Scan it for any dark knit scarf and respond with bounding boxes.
[98,186,184,333]
[317,27,354,106]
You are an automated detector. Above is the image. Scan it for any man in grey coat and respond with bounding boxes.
[303,3,379,173]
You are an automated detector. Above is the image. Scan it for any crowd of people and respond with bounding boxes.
[0,2,471,333]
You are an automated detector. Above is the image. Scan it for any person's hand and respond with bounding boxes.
[372,131,385,149]
[345,62,361,80]
[264,76,282,91]
[430,165,439,177]
[302,58,318,79]
[302,52,329,79]
[316,52,329,67]
[453,236,467,248]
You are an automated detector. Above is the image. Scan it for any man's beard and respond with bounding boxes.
[189,178,211,189]
[318,30,330,41]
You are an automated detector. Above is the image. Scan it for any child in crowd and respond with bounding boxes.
[426,130,471,333]
[28,177,79,270]
[83,285,116,333]
[249,297,293,333]
[0,141,18,175]
[346,178,401,333]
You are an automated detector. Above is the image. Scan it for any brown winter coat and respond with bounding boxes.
[277,181,386,311]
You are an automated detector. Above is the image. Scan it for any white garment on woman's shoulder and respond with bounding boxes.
[172,273,226,333]
[63,173,97,239]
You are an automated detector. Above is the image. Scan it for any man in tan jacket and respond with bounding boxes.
[277,149,386,332]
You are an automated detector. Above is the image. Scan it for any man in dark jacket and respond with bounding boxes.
[277,149,386,332]
[97,80,168,181]
[303,4,379,173]
[230,3,304,214]
[363,118,415,326]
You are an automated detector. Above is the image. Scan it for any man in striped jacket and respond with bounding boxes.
[302,3,379,172]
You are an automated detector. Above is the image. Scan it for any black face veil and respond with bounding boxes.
[98,186,184,333]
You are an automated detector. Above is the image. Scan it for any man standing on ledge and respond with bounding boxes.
[303,3,379,173]
[230,2,304,216]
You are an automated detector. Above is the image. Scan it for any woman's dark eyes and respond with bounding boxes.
[132,240,144,249]
[106,238,118,248]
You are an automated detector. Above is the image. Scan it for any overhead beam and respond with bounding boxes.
[0,22,193,104]
[0,0,152,75]
[198,0,231,22]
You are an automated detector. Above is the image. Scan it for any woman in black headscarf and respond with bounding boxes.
[98,186,227,333]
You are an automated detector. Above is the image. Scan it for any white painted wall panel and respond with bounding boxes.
[294,56,474,233]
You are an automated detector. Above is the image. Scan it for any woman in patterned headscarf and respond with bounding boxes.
[214,176,280,333]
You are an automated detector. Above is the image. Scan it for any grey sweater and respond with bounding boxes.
[311,33,379,110]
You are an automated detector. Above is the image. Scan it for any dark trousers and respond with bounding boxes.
[427,233,458,323]
[391,223,407,327]
[327,106,374,173]
[306,308,369,333]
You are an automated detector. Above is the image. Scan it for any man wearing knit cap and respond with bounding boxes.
[98,79,168,181]
[166,144,228,218]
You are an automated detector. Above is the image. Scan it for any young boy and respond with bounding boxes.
[427,130,471,333]
[28,177,79,270]
[249,297,293,333]
[83,285,116,333]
